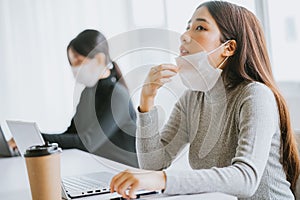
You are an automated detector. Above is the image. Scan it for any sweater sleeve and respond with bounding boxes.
[64,119,78,133]
[163,83,280,198]
[136,91,190,170]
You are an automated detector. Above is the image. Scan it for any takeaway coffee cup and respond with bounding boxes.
[24,143,62,200]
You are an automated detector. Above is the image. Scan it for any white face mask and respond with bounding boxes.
[175,42,229,92]
[71,59,108,87]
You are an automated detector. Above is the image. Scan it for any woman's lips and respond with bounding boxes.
[180,46,189,56]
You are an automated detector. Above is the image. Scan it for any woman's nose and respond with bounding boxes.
[180,33,191,44]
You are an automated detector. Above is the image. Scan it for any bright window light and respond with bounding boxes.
[131,0,165,27]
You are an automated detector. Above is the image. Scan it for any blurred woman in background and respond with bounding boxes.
[11,29,138,167]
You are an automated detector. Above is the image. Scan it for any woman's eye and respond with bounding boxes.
[196,25,206,31]
[186,26,190,31]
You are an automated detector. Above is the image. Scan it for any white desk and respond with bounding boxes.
[0,149,237,200]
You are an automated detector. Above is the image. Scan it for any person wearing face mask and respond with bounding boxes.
[110,1,299,199]
[9,29,138,167]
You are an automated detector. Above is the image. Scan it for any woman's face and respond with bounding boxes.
[67,48,107,67]
[180,6,226,68]
[67,48,90,67]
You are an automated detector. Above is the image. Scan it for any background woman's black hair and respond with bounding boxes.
[67,29,127,88]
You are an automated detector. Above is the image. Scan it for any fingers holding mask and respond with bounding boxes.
[141,64,180,109]
[149,64,179,86]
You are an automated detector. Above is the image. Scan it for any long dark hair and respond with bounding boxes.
[198,1,300,194]
[67,29,126,87]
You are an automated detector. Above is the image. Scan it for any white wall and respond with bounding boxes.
[268,0,300,81]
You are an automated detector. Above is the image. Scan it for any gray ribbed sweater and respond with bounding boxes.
[136,78,294,199]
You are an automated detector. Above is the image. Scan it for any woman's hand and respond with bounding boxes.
[139,64,179,112]
[110,169,166,199]
[8,138,17,150]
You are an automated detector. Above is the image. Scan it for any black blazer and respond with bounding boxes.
[66,66,138,167]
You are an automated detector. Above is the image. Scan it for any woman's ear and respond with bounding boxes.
[95,53,106,66]
[222,40,237,57]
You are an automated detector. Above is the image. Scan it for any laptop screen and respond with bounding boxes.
[6,120,45,156]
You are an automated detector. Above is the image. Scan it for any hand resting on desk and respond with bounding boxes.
[110,169,166,199]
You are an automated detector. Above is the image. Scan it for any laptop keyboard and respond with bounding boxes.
[62,172,158,199]
[62,174,110,198]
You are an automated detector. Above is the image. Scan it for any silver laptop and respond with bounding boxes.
[6,121,44,157]
[0,126,20,157]
[6,120,156,199]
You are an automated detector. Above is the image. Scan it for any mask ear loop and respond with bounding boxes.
[207,40,231,55]
[217,56,229,69]
[106,62,114,69]
[209,40,231,69]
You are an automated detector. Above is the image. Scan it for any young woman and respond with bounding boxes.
[109,1,299,199]
[8,29,138,167]
[48,29,138,167]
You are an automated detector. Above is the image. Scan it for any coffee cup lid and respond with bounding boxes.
[24,142,62,157]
